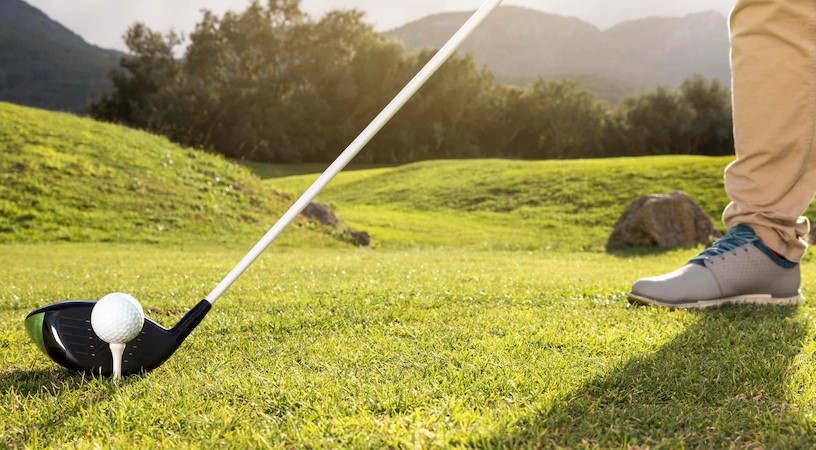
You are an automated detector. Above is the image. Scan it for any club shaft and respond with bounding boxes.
[205,0,504,304]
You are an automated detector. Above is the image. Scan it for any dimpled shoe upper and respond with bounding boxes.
[630,225,801,304]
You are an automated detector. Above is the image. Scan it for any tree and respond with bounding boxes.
[89,24,182,130]
[611,86,696,155]
[607,78,734,156]
[680,75,734,155]
[287,10,407,162]
[180,0,309,161]
[502,80,608,159]
[90,1,734,163]
[370,49,498,163]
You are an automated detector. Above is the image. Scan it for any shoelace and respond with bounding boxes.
[689,225,757,265]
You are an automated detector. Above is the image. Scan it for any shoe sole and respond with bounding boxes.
[628,292,805,310]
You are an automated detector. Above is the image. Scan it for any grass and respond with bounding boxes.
[260,157,744,251]
[3,244,816,448]
[0,102,331,246]
[5,103,816,447]
[240,160,387,179]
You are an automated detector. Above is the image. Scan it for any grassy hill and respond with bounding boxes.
[259,157,739,252]
[0,102,333,246]
[6,99,805,254]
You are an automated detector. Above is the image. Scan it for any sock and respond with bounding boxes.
[770,248,792,262]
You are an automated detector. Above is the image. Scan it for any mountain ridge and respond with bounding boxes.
[0,0,122,113]
[386,6,730,101]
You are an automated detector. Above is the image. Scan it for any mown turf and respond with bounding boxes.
[5,104,816,448]
[260,157,750,251]
[2,244,816,448]
[240,161,386,179]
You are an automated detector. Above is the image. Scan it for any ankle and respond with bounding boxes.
[755,241,798,268]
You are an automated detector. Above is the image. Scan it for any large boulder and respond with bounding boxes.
[608,191,722,249]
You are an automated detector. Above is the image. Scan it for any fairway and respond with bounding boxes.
[5,102,816,447]
[3,244,816,448]
[0,0,807,442]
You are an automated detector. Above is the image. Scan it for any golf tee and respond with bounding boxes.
[109,343,126,382]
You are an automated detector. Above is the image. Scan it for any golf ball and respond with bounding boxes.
[91,293,145,344]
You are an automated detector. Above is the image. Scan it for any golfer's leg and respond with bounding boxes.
[628,0,811,308]
[723,0,816,262]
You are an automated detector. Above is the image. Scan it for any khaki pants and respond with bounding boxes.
[723,0,816,262]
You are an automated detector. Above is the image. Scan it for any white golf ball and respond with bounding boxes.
[91,293,145,344]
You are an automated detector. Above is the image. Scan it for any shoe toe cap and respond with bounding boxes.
[630,264,721,303]
[631,277,679,302]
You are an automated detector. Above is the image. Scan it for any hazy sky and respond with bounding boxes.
[26,0,734,52]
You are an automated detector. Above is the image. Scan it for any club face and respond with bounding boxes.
[25,301,184,377]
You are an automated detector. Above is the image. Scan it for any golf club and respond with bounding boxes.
[25,0,505,377]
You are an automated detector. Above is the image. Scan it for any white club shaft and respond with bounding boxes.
[205,0,504,304]
[110,343,126,382]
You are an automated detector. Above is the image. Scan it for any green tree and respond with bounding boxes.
[371,49,498,163]
[90,0,734,163]
[680,75,734,156]
[89,24,182,130]
[287,10,407,162]
[502,80,608,159]
[612,86,696,155]
[181,1,309,161]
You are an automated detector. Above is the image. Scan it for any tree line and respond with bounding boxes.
[90,0,734,164]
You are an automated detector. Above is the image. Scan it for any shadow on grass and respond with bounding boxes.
[1,368,117,447]
[474,306,814,448]
[0,368,94,396]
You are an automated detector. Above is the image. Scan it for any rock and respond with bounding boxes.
[301,201,370,247]
[346,230,371,247]
[608,191,722,249]
[302,202,340,227]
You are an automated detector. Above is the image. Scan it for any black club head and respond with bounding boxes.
[25,300,211,377]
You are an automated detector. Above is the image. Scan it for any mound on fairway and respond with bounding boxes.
[0,102,331,245]
[263,157,745,251]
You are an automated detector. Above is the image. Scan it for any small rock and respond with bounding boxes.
[608,191,722,249]
[346,230,371,247]
[302,202,340,227]
[301,201,370,247]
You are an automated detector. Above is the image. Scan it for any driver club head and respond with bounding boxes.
[25,299,211,377]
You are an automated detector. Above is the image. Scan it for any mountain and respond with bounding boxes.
[0,2,729,113]
[603,11,730,87]
[386,6,730,102]
[0,0,122,114]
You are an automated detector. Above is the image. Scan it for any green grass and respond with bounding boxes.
[5,103,816,447]
[3,244,816,448]
[0,101,772,252]
[260,157,741,251]
[240,160,387,179]
[0,102,332,246]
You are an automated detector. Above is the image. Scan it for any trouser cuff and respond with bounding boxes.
[742,222,808,263]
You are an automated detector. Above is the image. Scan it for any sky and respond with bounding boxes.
[26,0,735,52]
